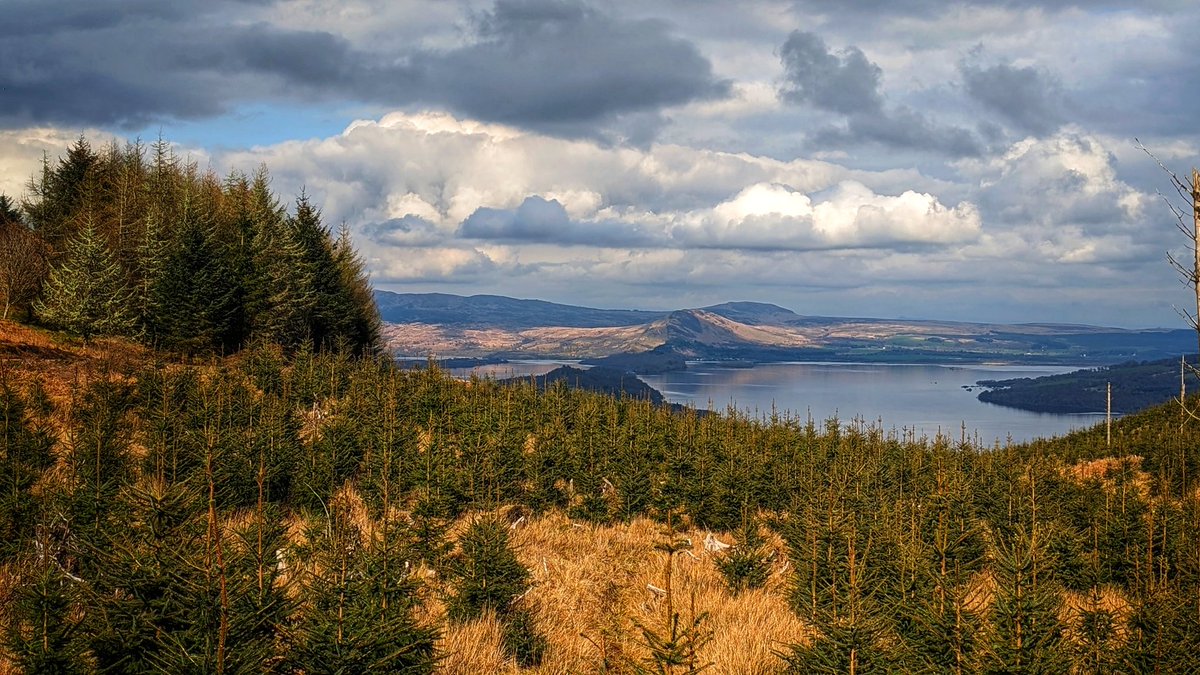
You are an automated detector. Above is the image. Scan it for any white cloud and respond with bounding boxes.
[674,181,980,249]
[0,127,114,199]
[959,129,1150,231]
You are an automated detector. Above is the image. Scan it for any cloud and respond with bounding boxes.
[960,59,1065,136]
[0,0,727,140]
[776,31,982,156]
[369,245,500,283]
[958,130,1149,231]
[813,106,984,157]
[672,181,981,250]
[779,31,883,114]
[411,0,729,137]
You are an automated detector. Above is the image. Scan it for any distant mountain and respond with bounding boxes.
[374,291,661,329]
[376,291,1196,367]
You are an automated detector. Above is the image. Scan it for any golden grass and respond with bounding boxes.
[1061,585,1133,635]
[431,511,808,674]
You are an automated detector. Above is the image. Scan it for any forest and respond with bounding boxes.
[0,136,380,356]
[1,140,1200,673]
[977,356,1196,414]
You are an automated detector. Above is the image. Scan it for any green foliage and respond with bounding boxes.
[714,508,770,594]
[976,525,1068,675]
[3,562,88,674]
[634,610,712,675]
[446,515,531,623]
[502,603,548,668]
[13,138,380,355]
[0,378,55,560]
[634,513,712,675]
[146,217,240,354]
[33,222,136,339]
[6,315,1200,670]
[62,377,136,550]
[81,480,290,674]
[288,499,438,674]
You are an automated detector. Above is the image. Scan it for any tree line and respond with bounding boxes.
[0,136,380,355]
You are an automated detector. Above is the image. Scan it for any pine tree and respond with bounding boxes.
[61,377,135,557]
[146,216,239,354]
[714,507,771,594]
[633,510,711,675]
[33,221,136,339]
[246,182,315,350]
[0,377,56,560]
[976,524,1067,675]
[332,222,383,354]
[287,497,438,673]
[23,136,100,254]
[446,515,532,622]
[287,193,346,351]
[3,562,88,674]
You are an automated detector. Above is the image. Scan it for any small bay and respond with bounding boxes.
[453,360,1105,446]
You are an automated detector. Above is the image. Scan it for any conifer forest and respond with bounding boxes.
[3,139,1200,673]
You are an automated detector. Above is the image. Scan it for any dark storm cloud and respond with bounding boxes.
[790,0,1184,16]
[779,31,883,114]
[960,61,1064,136]
[362,216,445,248]
[813,107,983,156]
[409,0,728,134]
[0,0,726,138]
[778,32,981,156]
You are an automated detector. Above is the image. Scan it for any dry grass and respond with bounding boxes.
[433,511,808,674]
[1066,455,1150,498]
[1061,585,1133,647]
[0,320,159,405]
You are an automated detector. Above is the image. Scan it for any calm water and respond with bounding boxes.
[450,360,1106,446]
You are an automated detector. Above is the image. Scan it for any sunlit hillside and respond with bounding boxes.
[3,318,1200,673]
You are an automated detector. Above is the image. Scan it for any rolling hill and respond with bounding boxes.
[376,291,1195,368]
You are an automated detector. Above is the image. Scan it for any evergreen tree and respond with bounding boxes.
[3,563,88,674]
[246,183,315,350]
[33,222,136,339]
[23,136,100,253]
[0,377,56,560]
[81,479,290,674]
[146,216,239,354]
[0,193,19,225]
[633,511,712,675]
[976,525,1067,674]
[446,515,531,622]
[332,222,383,354]
[287,193,350,352]
[288,498,438,673]
[61,377,136,558]
[714,507,771,594]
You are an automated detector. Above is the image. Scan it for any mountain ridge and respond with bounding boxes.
[375,291,1194,367]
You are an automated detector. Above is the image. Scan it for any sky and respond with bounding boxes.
[2,0,1199,328]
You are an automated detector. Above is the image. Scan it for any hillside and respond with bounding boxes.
[379,292,1194,367]
[374,291,661,329]
[5,319,1200,671]
[976,356,1197,414]
[498,365,666,405]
